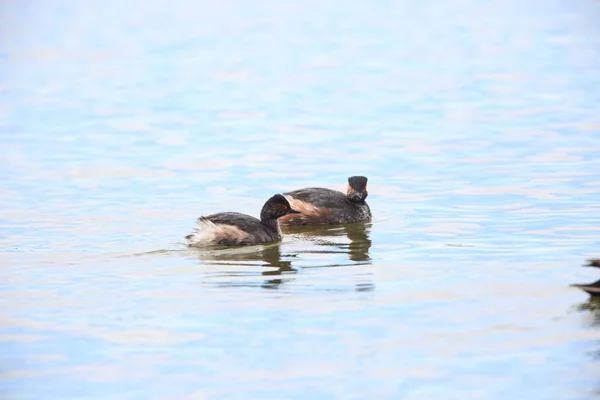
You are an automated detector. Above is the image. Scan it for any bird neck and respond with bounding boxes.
[260,214,281,234]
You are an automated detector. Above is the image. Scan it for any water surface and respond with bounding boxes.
[1,0,600,399]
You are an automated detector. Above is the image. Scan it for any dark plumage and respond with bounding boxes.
[571,259,600,296]
[585,259,600,268]
[279,176,372,226]
[185,194,300,247]
[571,280,600,296]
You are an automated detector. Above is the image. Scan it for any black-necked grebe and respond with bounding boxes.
[571,279,600,296]
[185,194,300,247]
[279,176,372,226]
[586,259,600,268]
[570,259,600,296]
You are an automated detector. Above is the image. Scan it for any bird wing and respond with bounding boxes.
[201,212,262,233]
[284,188,347,209]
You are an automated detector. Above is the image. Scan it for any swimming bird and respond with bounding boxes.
[571,280,600,296]
[185,194,300,247]
[585,259,600,268]
[279,176,372,226]
[571,259,600,296]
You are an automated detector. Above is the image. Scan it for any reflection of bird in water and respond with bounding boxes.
[192,243,297,290]
[571,259,600,370]
[281,222,372,263]
[191,223,374,292]
[281,222,375,292]
[571,259,600,296]
[258,245,297,290]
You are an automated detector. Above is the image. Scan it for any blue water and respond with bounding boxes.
[2,0,600,399]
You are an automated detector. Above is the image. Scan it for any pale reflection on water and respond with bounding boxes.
[1,0,600,398]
